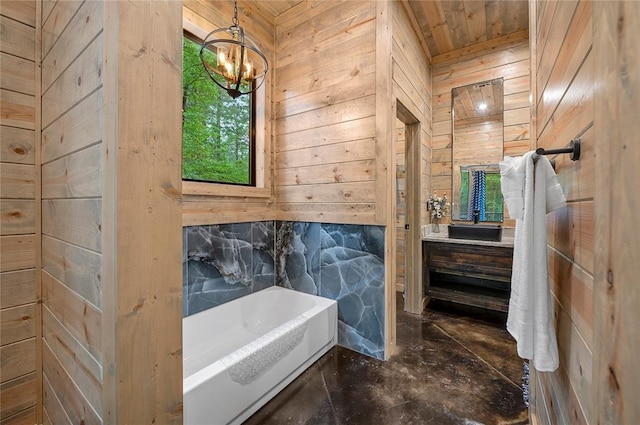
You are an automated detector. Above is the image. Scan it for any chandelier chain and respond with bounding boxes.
[232,0,239,27]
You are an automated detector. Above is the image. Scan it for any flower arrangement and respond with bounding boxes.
[427,192,449,220]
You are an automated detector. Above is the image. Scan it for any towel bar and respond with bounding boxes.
[532,138,581,162]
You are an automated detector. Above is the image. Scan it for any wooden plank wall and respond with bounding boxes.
[0,1,39,423]
[391,0,431,318]
[102,2,183,422]
[392,0,432,235]
[431,31,531,226]
[592,2,640,423]
[182,0,275,226]
[528,0,595,423]
[395,119,406,293]
[274,0,378,224]
[38,1,104,423]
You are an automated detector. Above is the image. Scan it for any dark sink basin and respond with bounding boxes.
[448,223,502,242]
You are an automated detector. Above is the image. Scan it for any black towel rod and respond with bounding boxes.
[534,138,581,161]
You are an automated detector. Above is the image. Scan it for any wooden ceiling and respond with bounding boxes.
[247,0,529,59]
[404,0,529,57]
[255,0,304,17]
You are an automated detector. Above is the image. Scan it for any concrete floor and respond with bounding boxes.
[245,297,529,425]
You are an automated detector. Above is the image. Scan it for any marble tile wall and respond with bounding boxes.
[183,221,385,360]
[183,222,276,316]
[276,222,386,360]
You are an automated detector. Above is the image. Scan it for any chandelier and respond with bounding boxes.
[200,0,268,98]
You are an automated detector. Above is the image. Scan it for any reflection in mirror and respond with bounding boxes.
[451,78,504,222]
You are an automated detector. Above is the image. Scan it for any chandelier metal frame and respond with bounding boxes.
[199,0,268,98]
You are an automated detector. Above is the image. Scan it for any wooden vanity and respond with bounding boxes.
[422,231,514,312]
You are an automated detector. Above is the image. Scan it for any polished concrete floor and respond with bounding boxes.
[245,296,529,425]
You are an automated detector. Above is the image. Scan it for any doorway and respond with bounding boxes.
[395,102,423,315]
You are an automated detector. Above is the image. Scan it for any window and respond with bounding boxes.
[458,169,503,222]
[182,34,255,185]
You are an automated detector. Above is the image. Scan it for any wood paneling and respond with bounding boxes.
[0,235,35,273]
[276,115,375,152]
[0,15,35,61]
[43,335,102,418]
[395,120,406,293]
[275,94,376,135]
[391,1,431,319]
[1,304,35,346]
[0,270,35,309]
[276,0,372,59]
[41,0,103,92]
[41,235,101,309]
[41,144,102,199]
[0,126,35,164]
[42,199,102,252]
[42,306,102,389]
[276,137,375,169]
[432,35,531,224]
[41,271,101,359]
[42,344,100,425]
[41,34,103,128]
[1,1,36,28]
[276,181,376,203]
[0,406,37,425]
[42,373,72,425]
[535,0,580,106]
[529,1,598,424]
[0,373,36,420]
[255,0,304,18]
[41,89,102,165]
[38,0,103,422]
[548,248,593,347]
[103,2,183,422]
[1,52,35,96]
[0,338,36,383]
[0,89,35,129]
[41,0,83,60]
[277,159,374,186]
[592,1,640,424]
[376,0,395,356]
[275,0,378,225]
[0,163,35,199]
[0,200,35,235]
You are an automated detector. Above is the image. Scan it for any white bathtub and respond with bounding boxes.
[183,286,338,425]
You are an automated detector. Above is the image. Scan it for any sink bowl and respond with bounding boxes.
[448,223,502,242]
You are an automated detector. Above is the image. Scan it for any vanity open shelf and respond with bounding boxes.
[423,238,514,312]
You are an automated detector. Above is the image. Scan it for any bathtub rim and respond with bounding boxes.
[182,286,337,382]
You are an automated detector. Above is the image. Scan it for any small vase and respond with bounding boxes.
[431,220,440,233]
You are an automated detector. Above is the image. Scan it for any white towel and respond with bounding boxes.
[499,152,566,372]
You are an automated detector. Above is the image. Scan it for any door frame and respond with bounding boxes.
[396,101,423,315]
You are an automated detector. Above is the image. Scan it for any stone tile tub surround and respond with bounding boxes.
[183,221,386,360]
[276,222,385,360]
[183,222,276,316]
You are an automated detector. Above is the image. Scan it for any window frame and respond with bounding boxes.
[181,17,270,199]
[182,30,257,187]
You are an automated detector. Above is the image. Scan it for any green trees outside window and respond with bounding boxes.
[458,170,503,222]
[182,36,254,185]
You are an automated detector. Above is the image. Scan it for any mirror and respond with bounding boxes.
[451,78,504,222]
